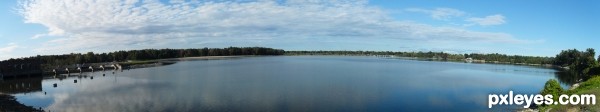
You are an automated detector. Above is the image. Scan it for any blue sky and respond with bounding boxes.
[0,0,598,60]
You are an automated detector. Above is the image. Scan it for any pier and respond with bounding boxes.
[0,58,125,79]
[50,63,123,75]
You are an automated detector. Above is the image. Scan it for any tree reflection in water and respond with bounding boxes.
[554,70,586,86]
[0,77,42,94]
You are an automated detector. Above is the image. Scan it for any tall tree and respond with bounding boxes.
[84,52,95,63]
[554,49,580,67]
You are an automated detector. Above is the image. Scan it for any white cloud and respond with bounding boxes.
[0,43,18,53]
[18,0,525,54]
[405,8,465,20]
[31,33,47,39]
[0,43,19,60]
[466,14,506,26]
[405,8,507,26]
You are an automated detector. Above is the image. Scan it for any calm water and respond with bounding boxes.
[2,56,565,111]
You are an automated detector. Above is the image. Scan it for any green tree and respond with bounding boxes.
[579,48,597,75]
[84,52,95,63]
[540,79,563,103]
[554,49,580,67]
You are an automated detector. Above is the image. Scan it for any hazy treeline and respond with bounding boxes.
[285,51,554,64]
[0,47,284,66]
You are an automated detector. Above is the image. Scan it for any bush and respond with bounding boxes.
[540,79,564,102]
[587,66,600,76]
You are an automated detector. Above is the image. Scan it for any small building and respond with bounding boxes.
[465,58,473,63]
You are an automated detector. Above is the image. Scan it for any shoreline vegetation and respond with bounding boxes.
[1,47,600,111]
[534,49,600,112]
[0,47,284,75]
[286,51,555,65]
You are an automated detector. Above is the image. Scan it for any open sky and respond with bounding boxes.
[0,0,598,60]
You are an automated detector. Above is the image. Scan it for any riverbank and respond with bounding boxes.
[539,76,600,111]
[0,94,43,112]
[288,54,562,70]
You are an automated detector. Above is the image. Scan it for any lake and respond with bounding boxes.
[1,56,567,111]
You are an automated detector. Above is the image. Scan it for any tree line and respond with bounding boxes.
[286,51,554,64]
[0,47,284,68]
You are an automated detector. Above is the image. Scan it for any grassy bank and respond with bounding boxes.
[540,76,600,111]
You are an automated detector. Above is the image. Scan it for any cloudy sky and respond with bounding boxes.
[0,0,598,60]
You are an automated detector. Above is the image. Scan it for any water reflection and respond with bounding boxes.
[0,77,42,94]
[3,56,571,111]
[554,70,584,86]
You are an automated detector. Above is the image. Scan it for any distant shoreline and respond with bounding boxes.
[26,55,562,77]
[287,54,564,70]
[156,55,249,61]
[122,56,251,69]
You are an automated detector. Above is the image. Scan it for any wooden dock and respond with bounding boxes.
[1,58,124,79]
[50,64,122,75]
